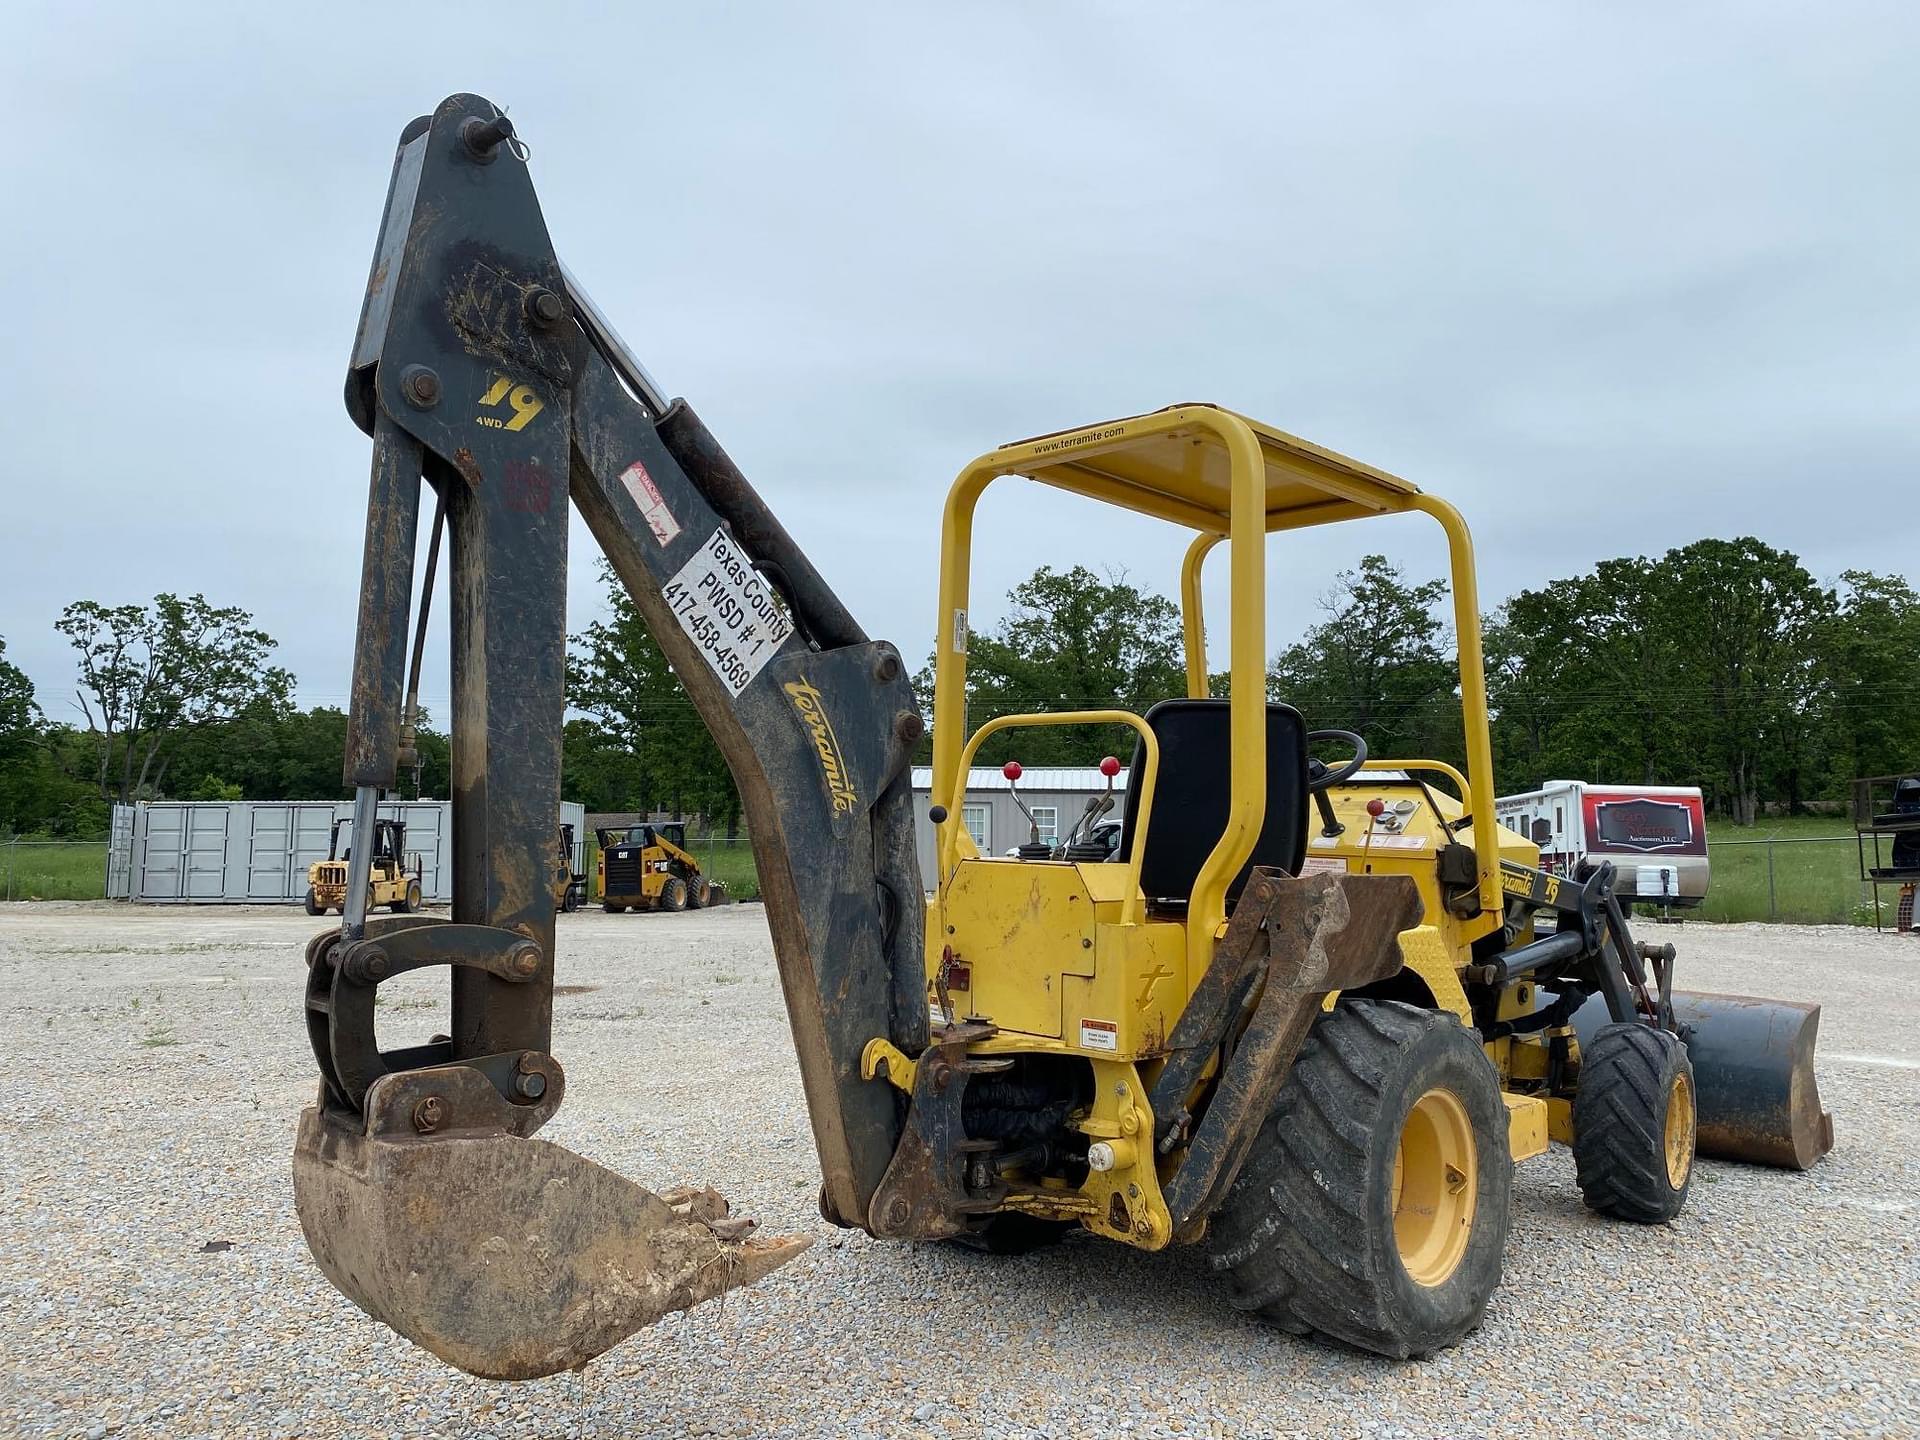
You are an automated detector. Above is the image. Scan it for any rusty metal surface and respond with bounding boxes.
[294,1104,808,1380]
[1573,988,1834,1170]
[1147,867,1292,1138]
[655,399,866,653]
[569,348,926,1224]
[865,1022,1005,1240]
[1163,870,1423,1235]
[342,415,423,789]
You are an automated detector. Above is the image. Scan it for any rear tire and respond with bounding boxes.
[1209,1000,1512,1359]
[660,876,689,912]
[303,888,322,918]
[1573,1023,1695,1224]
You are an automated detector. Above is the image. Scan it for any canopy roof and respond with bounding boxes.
[990,403,1421,534]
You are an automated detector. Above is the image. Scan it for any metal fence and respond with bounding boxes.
[2,838,110,902]
[1697,834,1871,926]
[0,829,1883,926]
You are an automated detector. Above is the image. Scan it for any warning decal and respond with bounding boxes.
[661,528,794,696]
[1366,834,1429,851]
[1079,1018,1119,1052]
[620,460,682,546]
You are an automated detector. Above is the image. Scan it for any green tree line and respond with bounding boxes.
[4,538,1913,837]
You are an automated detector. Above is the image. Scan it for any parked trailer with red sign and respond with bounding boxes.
[1494,782,1709,908]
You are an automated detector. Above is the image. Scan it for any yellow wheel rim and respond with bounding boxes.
[1665,1072,1696,1190]
[1391,1087,1477,1287]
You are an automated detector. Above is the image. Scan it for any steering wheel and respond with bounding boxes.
[1305,729,1368,791]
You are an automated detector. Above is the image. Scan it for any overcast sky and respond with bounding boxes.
[3,4,1915,728]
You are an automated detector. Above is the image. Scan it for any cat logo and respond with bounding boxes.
[784,678,858,815]
[476,374,544,432]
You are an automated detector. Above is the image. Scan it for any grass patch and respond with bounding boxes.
[139,1023,179,1048]
[1696,817,1869,925]
[2,841,107,901]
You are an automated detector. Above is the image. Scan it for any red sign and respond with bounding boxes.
[1584,792,1706,857]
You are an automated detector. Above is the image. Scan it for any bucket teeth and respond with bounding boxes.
[293,1107,810,1380]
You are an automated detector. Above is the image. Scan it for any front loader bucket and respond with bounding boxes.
[1573,991,1834,1170]
[294,1106,809,1380]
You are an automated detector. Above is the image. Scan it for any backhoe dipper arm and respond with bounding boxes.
[296,94,926,1381]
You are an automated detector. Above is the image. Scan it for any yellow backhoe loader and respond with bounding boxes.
[295,96,1833,1381]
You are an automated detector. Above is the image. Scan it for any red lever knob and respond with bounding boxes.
[1002,761,1023,782]
[1366,798,1386,817]
[1099,755,1121,778]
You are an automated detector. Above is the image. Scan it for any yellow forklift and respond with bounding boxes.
[304,817,421,917]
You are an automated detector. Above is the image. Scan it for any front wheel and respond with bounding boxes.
[689,876,712,909]
[1209,999,1513,1359]
[303,887,322,917]
[1573,1023,1695,1224]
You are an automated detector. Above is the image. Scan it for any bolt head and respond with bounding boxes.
[885,1196,912,1228]
[526,287,567,327]
[412,1095,444,1133]
[873,652,902,683]
[400,365,441,409]
[894,711,925,744]
[515,1072,547,1100]
[511,945,541,977]
[361,949,388,980]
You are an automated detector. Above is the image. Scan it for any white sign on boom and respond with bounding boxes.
[661,528,794,697]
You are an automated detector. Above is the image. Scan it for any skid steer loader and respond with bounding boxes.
[295,95,1834,1381]
[595,822,718,912]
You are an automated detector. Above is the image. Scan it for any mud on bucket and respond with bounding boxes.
[1573,990,1834,1171]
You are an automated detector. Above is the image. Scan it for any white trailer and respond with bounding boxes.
[1495,781,1709,908]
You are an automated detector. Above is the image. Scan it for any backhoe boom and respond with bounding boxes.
[295,94,925,1378]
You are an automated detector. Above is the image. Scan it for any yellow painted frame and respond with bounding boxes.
[1175,485,1500,913]
[934,408,1268,980]
[931,404,1504,983]
[945,710,1160,925]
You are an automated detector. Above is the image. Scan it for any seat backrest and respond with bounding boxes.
[1118,699,1309,904]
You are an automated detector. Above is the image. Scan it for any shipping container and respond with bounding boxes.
[108,800,586,904]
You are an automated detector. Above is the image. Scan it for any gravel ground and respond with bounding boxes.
[1,902,1915,1440]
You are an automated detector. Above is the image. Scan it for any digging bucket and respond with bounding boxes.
[294,1086,809,1380]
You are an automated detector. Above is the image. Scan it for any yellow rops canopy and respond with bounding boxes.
[997,404,1423,535]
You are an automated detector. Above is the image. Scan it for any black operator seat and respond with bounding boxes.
[1117,699,1310,906]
